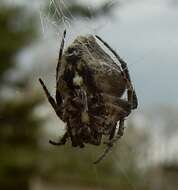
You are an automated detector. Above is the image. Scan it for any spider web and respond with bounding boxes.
[39,0,117,38]
[39,0,71,38]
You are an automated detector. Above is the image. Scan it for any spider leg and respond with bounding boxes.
[95,35,123,67]
[95,35,128,78]
[39,78,60,114]
[56,29,66,82]
[90,131,102,146]
[95,35,138,109]
[111,119,125,144]
[55,30,67,106]
[123,76,138,110]
[127,86,138,109]
[109,122,117,140]
[104,119,125,147]
[49,132,68,145]
[102,93,131,113]
[93,119,125,164]
[76,131,85,148]
[67,122,78,147]
[93,140,112,164]
[101,93,129,143]
[93,95,129,164]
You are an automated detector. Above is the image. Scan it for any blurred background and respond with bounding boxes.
[0,0,178,189]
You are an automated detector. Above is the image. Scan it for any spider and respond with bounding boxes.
[39,30,138,164]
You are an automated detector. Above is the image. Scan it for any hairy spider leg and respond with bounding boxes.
[95,77,133,163]
[109,123,117,140]
[39,78,58,113]
[94,36,137,163]
[39,78,69,146]
[101,93,131,140]
[110,119,124,145]
[56,30,67,106]
[56,30,66,106]
[67,122,78,147]
[95,35,138,109]
[39,78,64,119]
[95,35,129,79]
[93,67,133,163]
[104,101,128,143]
[56,29,66,81]
[93,119,125,164]
[118,58,138,109]
[90,131,102,145]
[93,139,112,164]
[94,89,133,163]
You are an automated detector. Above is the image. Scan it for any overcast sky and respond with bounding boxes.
[92,0,178,109]
[14,0,178,110]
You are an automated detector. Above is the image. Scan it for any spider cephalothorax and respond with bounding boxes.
[39,30,138,163]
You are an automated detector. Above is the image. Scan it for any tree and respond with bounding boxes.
[0,3,42,190]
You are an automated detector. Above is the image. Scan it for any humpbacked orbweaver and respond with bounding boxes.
[39,30,138,163]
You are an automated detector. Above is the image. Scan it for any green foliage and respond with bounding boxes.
[0,5,37,82]
[0,95,43,145]
[0,3,40,190]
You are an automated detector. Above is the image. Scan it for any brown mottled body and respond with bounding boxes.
[39,30,138,163]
